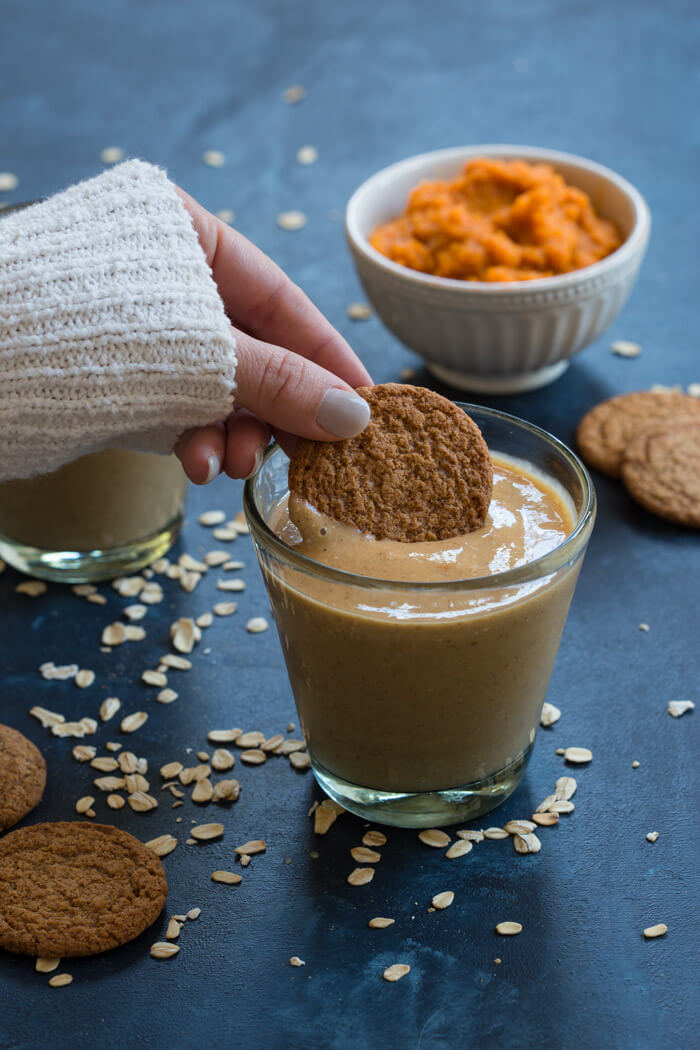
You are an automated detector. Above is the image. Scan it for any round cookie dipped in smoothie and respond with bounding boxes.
[245,385,596,827]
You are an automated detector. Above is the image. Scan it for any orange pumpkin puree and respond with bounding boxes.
[370,157,622,282]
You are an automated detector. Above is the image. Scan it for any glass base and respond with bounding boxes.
[0,515,183,583]
[310,744,533,829]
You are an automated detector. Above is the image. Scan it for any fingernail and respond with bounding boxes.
[316,388,371,438]
[242,445,265,480]
[204,452,220,484]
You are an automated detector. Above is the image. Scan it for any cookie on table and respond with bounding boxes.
[621,421,700,528]
[288,383,493,542]
[0,822,168,957]
[0,724,46,831]
[576,390,700,479]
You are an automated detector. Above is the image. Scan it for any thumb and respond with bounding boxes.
[233,330,371,440]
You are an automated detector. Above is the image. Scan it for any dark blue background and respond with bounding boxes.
[0,2,698,1048]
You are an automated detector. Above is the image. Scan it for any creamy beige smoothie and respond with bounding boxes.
[265,454,578,795]
[0,449,187,550]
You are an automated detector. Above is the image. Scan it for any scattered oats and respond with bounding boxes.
[549,800,575,814]
[646,831,659,843]
[179,570,202,593]
[484,828,509,840]
[235,839,266,856]
[208,728,242,744]
[124,604,147,622]
[102,622,126,646]
[179,764,211,785]
[150,942,180,959]
[167,564,182,579]
[217,578,245,592]
[212,778,240,802]
[212,870,242,885]
[157,688,178,704]
[160,654,192,671]
[216,209,235,224]
[504,820,536,836]
[196,612,214,628]
[192,778,214,803]
[105,742,121,752]
[72,584,96,596]
[203,150,226,167]
[106,794,125,810]
[246,616,269,634]
[556,747,565,755]
[687,382,700,398]
[16,580,47,597]
[99,697,121,723]
[40,662,78,681]
[236,731,266,748]
[30,706,65,730]
[638,622,650,632]
[140,582,164,604]
[241,855,251,867]
[51,721,87,739]
[75,796,95,815]
[205,550,230,567]
[540,702,561,727]
[532,812,559,827]
[90,756,119,772]
[191,823,224,841]
[347,867,374,886]
[211,748,235,771]
[124,625,146,641]
[212,527,237,541]
[400,367,416,381]
[165,918,182,941]
[362,830,387,847]
[369,917,394,929]
[124,773,150,794]
[80,717,98,735]
[170,617,201,653]
[146,834,178,857]
[496,922,522,936]
[668,700,694,718]
[536,794,557,813]
[128,792,158,812]
[296,145,318,165]
[347,302,372,321]
[231,512,249,534]
[289,751,311,771]
[278,738,305,755]
[446,839,473,859]
[277,210,307,231]
[383,964,410,982]
[178,553,208,573]
[555,776,577,800]
[142,670,167,688]
[150,558,169,573]
[0,172,19,191]
[289,956,305,967]
[419,829,451,848]
[117,751,139,774]
[564,747,592,764]
[351,846,381,864]
[494,958,502,965]
[100,146,124,164]
[611,340,641,357]
[643,924,667,939]
[283,84,305,103]
[49,973,73,987]
[632,760,640,769]
[314,800,343,834]
[186,908,201,920]
[87,593,107,605]
[261,734,284,753]
[223,560,244,571]
[72,744,96,762]
[35,957,61,973]
[112,576,145,597]
[513,833,541,854]
[197,751,209,762]
[432,891,454,910]
[121,711,148,733]
[75,669,95,688]
[213,602,237,617]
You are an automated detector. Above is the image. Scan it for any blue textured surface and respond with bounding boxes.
[0,2,698,1048]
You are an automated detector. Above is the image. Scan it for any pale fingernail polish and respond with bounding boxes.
[242,445,265,480]
[205,452,221,484]
[316,388,371,438]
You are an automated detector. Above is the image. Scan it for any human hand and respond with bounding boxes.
[173,189,373,483]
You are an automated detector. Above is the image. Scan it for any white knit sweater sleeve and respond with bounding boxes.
[0,158,237,481]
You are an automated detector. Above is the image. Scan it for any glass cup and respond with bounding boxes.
[245,405,596,828]
[0,450,188,583]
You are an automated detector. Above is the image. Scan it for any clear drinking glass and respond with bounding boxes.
[245,405,595,828]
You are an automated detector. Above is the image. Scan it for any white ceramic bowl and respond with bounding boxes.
[345,145,651,393]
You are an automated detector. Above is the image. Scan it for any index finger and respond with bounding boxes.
[176,189,372,390]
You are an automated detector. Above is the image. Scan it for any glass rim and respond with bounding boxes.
[244,403,596,593]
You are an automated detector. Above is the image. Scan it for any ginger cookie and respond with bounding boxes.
[288,384,493,542]
[0,724,46,831]
[576,391,700,479]
[0,822,167,956]
[621,421,700,528]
